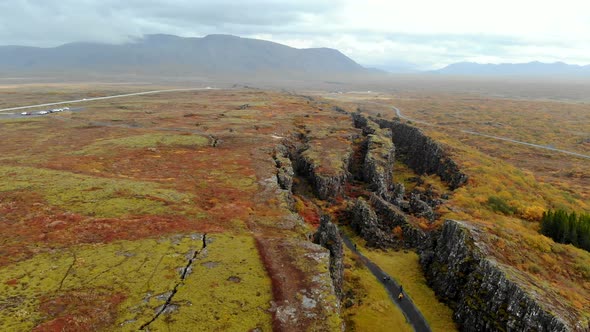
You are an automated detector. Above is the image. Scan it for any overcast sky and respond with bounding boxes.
[1,0,589,70]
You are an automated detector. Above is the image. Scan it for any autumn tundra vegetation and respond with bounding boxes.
[0,84,588,331]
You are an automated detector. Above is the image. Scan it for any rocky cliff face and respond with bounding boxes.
[274,145,295,192]
[420,220,569,332]
[294,151,351,200]
[313,215,345,300]
[363,133,395,200]
[349,198,397,249]
[374,118,468,189]
[352,112,396,200]
[369,193,427,248]
[349,111,571,331]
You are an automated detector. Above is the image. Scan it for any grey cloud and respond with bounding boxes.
[0,0,586,68]
[0,0,339,46]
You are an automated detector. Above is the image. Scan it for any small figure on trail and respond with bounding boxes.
[382,275,390,282]
[398,292,404,300]
[399,285,403,293]
[354,244,357,251]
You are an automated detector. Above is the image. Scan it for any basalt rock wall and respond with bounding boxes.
[313,216,345,300]
[420,220,569,332]
[349,198,397,249]
[352,113,396,200]
[294,151,351,201]
[369,193,427,248]
[373,118,468,189]
[363,133,395,199]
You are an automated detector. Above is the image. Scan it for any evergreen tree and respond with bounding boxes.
[540,209,590,252]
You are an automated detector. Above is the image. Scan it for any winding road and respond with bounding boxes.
[0,87,217,113]
[393,106,590,160]
[341,233,431,332]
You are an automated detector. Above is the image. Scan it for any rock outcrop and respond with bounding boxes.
[352,112,372,134]
[363,133,395,199]
[420,220,569,332]
[294,151,351,200]
[409,193,435,221]
[374,118,468,189]
[369,193,427,248]
[352,112,396,200]
[274,145,295,191]
[349,198,397,248]
[391,182,405,205]
[313,215,344,300]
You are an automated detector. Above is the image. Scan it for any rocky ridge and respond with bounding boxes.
[345,111,573,331]
[294,146,352,201]
[373,118,468,189]
[313,215,345,300]
[349,197,398,248]
[281,107,573,331]
[421,220,569,331]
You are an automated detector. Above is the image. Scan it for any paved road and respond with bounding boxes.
[341,233,431,332]
[393,106,590,160]
[0,107,85,119]
[0,87,217,113]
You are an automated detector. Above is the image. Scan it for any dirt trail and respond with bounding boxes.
[341,233,431,332]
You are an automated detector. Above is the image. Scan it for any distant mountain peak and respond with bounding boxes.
[0,34,371,77]
[436,61,590,76]
[202,34,241,40]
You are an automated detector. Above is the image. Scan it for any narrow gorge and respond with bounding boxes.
[279,107,573,331]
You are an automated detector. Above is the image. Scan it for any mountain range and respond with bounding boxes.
[0,34,369,77]
[435,61,590,76]
[1,34,589,77]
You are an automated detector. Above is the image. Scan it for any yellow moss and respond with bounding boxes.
[155,235,273,332]
[0,234,273,331]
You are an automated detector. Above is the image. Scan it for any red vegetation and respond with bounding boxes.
[0,191,223,267]
[34,289,125,332]
[294,196,320,226]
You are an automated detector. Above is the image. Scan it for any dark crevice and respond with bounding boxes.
[57,250,77,292]
[139,233,207,331]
